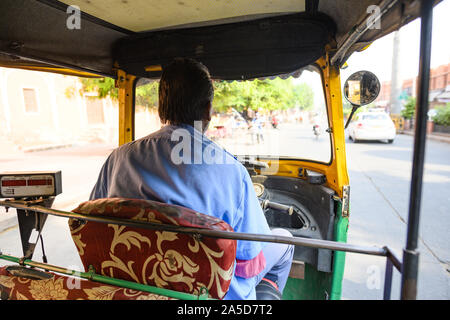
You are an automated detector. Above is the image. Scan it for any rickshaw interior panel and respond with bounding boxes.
[113,12,336,80]
[0,0,440,301]
[0,0,432,78]
[254,175,336,273]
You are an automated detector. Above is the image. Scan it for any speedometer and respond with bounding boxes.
[253,183,265,198]
[0,171,62,198]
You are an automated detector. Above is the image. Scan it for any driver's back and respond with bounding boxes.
[89,122,272,299]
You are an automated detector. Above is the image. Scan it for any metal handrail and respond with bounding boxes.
[0,200,395,259]
[0,199,404,299]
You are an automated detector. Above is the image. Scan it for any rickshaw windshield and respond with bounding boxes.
[135,67,331,163]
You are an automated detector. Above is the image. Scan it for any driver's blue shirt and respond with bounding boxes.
[89,124,271,299]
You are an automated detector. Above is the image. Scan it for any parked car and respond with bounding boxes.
[347,111,396,143]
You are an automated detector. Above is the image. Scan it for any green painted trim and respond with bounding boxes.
[282,265,332,300]
[282,200,349,300]
[0,254,211,300]
[330,201,349,300]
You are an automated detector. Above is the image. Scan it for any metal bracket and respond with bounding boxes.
[342,185,350,217]
[305,169,326,185]
[298,167,305,178]
[87,265,97,280]
[16,197,54,260]
[198,287,209,300]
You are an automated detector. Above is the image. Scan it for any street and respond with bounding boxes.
[342,132,450,299]
[0,126,449,299]
[0,143,115,270]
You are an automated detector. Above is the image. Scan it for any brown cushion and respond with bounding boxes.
[69,198,237,299]
[0,266,171,300]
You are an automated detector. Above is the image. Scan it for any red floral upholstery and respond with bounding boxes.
[0,266,171,300]
[68,198,237,299]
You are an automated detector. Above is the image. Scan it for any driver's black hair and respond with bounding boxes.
[158,58,214,125]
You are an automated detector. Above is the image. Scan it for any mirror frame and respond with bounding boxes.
[343,70,381,106]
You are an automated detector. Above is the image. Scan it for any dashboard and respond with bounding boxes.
[250,172,337,273]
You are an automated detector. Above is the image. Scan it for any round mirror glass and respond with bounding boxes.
[343,71,380,106]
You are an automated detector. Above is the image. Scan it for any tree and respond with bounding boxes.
[81,77,117,99]
[80,77,159,110]
[292,82,314,110]
[136,80,159,109]
[432,103,450,126]
[79,76,315,115]
[212,77,314,114]
[401,96,416,120]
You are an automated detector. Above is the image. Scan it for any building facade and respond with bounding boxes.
[0,67,120,150]
[375,62,450,112]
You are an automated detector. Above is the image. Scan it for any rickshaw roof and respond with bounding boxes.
[0,0,441,79]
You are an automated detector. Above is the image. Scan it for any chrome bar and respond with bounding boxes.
[385,246,402,272]
[0,200,388,257]
[383,258,394,300]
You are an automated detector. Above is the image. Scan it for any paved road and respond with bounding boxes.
[0,143,115,210]
[342,133,450,300]
[0,143,114,270]
[221,123,450,299]
[0,128,448,299]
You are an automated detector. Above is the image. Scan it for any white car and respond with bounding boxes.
[347,112,396,143]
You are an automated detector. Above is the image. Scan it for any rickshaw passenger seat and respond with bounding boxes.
[67,198,237,300]
[0,266,171,300]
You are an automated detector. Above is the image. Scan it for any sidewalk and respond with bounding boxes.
[0,208,17,233]
[399,130,450,143]
[0,192,90,233]
[0,141,86,233]
[22,143,74,153]
[0,140,76,161]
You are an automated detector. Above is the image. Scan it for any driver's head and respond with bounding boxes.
[158,58,214,129]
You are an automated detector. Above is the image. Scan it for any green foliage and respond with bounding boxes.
[80,77,159,109]
[432,103,450,126]
[64,86,77,99]
[212,78,314,113]
[81,77,117,99]
[342,98,352,117]
[136,81,159,109]
[401,97,416,120]
[80,76,315,113]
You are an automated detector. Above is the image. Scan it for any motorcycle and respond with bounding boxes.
[313,124,320,139]
[271,116,279,129]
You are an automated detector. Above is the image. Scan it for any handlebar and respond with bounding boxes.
[259,199,294,215]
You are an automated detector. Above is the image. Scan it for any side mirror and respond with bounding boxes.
[343,71,380,128]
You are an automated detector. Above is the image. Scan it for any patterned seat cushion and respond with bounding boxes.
[68,198,237,299]
[0,266,171,300]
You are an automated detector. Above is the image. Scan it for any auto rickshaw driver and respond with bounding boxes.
[89,57,294,300]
